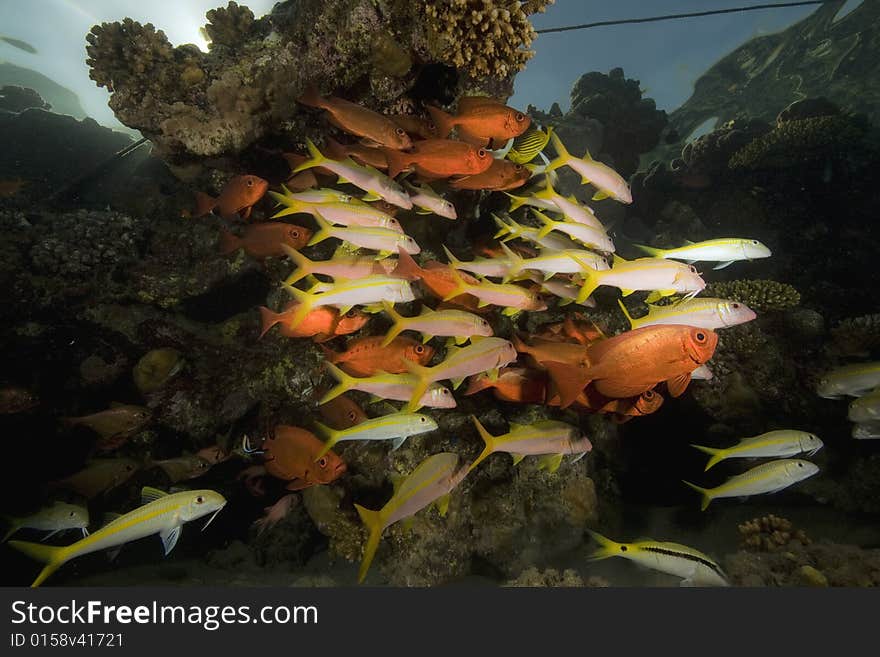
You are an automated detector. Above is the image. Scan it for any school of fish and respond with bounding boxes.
[9,88,824,588]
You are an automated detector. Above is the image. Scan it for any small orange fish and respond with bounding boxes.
[450,159,531,191]
[262,425,346,490]
[390,114,438,140]
[258,303,369,341]
[219,223,312,259]
[602,389,665,423]
[392,249,481,304]
[511,333,590,370]
[464,367,547,403]
[298,86,412,150]
[382,139,493,179]
[192,174,269,220]
[536,314,606,347]
[318,393,368,430]
[428,98,531,147]
[320,336,434,377]
[324,137,388,170]
[546,326,718,408]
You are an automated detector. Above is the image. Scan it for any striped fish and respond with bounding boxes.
[507,125,553,164]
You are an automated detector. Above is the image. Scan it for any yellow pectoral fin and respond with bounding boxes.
[436,494,451,518]
[536,453,564,473]
[592,190,609,201]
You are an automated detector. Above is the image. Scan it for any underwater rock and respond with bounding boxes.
[827,313,880,358]
[0,85,50,113]
[504,567,609,587]
[0,62,87,118]
[203,1,259,50]
[680,119,770,177]
[662,0,880,150]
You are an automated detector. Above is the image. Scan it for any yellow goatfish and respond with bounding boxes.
[9,487,226,587]
[691,430,823,471]
[545,131,633,204]
[354,452,468,583]
[587,530,728,586]
[816,362,880,399]
[314,412,438,458]
[683,459,819,511]
[3,502,89,543]
[634,238,771,270]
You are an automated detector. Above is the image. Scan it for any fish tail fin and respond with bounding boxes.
[616,298,635,329]
[505,192,529,212]
[380,301,406,347]
[312,421,341,459]
[354,504,383,584]
[441,244,463,268]
[544,360,592,409]
[633,243,664,257]
[440,267,471,302]
[690,444,725,472]
[682,480,713,511]
[217,228,241,255]
[258,306,283,340]
[533,210,555,239]
[498,242,523,282]
[466,415,497,474]
[193,191,217,218]
[8,540,70,587]
[319,362,356,404]
[296,84,327,110]
[306,211,334,246]
[390,248,423,281]
[279,284,314,331]
[492,213,513,240]
[293,138,329,174]
[382,148,410,180]
[280,243,314,285]
[544,130,570,173]
[401,359,432,412]
[426,106,456,138]
[576,268,600,304]
[585,529,622,561]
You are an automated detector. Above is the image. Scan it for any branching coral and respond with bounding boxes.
[423,0,553,79]
[738,514,811,552]
[704,279,801,313]
[203,1,256,50]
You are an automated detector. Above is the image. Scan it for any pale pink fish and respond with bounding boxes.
[545,131,632,203]
[281,245,389,285]
[492,213,581,252]
[533,210,615,252]
[402,181,457,220]
[293,138,412,209]
[443,270,546,315]
[309,213,420,256]
[253,494,298,535]
[618,297,757,331]
[530,276,597,308]
[576,256,706,304]
[403,337,518,409]
[500,242,609,280]
[320,362,456,410]
[443,245,513,278]
[382,301,493,345]
[506,191,558,213]
[277,187,354,204]
[282,274,414,329]
[530,179,605,232]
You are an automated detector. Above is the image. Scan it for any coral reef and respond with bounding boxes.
[0,85,50,113]
[738,514,811,552]
[703,280,801,313]
[504,567,609,587]
[203,1,258,50]
[827,313,880,358]
[680,119,770,176]
[423,0,552,79]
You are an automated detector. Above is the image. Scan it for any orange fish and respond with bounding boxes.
[601,389,665,423]
[392,249,481,303]
[297,86,412,150]
[449,159,531,191]
[320,336,434,377]
[258,303,369,341]
[219,223,312,259]
[192,174,269,220]
[511,333,589,370]
[324,137,388,170]
[536,314,606,347]
[382,139,493,179]
[390,114,438,140]
[546,325,718,408]
[428,98,530,147]
[318,393,368,430]
[464,367,547,403]
[262,425,346,491]
[284,170,319,191]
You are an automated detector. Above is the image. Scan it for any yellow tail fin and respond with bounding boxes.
[505,192,530,212]
[306,211,335,247]
[585,529,623,561]
[690,444,726,472]
[544,130,571,173]
[466,415,498,475]
[534,209,556,239]
[682,480,713,511]
[281,244,315,285]
[401,359,432,412]
[319,362,357,404]
[575,268,599,304]
[633,243,664,257]
[312,421,342,460]
[617,298,635,329]
[380,301,406,347]
[498,242,523,283]
[8,540,69,587]
[354,504,383,584]
[292,138,328,174]
[440,268,471,303]
[279,283,315,331]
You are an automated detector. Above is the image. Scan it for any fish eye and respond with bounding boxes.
[751,240,759,245]
[396,128,405,136]
[514,164,523,171]
[798,462,804,468]
[688,265,698,274]
[348,411,357,420]
[196,496,204,504]
[695,331,706,342]
[477,149,487,158]
[415,345,425,354]
[289,229,300,238]
[442,389,450,395]
[125,465,134,471]
[69,512,75,517]
[419,417,427,422]
[644,390,654,399]
[390,219,400,227]
[318,457,328,468]
[246,179,254,187]
[345,309,357,317]
[732,303,740,309]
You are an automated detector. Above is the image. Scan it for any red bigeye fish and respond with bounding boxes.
[318,393,369,430]
[190,175,269,221]
[428,97,531,147]
[382,140,494,179]
[464,367,548,404]
[260,425,346,491]
[320,336,434,377]
[219,223,312,260]
[449,159,531,191]
[258,302,369,341]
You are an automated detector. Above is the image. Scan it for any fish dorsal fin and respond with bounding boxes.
[582,147,594,161]
[101,512,123,528]
[141,486,168,504]
[159,526,181,555]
